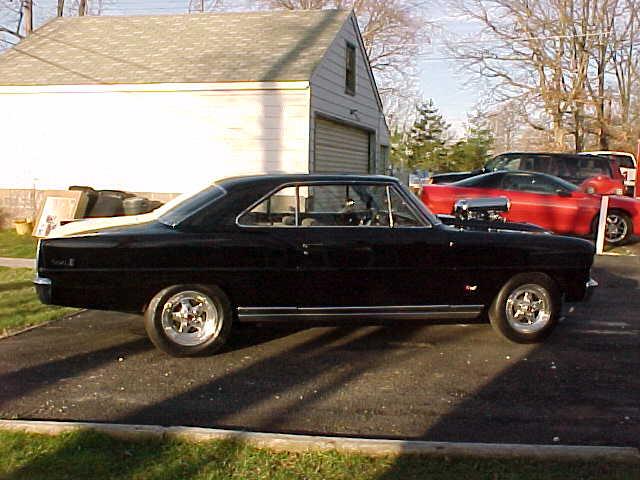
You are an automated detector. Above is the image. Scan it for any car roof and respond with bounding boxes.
[496,152,601,160]
[580,151,635,157]
[217,173,400,189]
[460,170,563,182]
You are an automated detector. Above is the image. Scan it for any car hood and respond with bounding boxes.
[47,212,160,238]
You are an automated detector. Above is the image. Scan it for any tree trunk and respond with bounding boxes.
[552,109,566,150]
[23,0,33,35]
[79,0,87,16]
[573,108,583,152]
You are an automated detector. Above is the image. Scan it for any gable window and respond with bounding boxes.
[345,42,356,96]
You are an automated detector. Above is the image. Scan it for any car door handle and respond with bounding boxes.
[301,243,325,256]
[302,243,325,249]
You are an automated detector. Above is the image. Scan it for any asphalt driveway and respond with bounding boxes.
[0,255,638,447]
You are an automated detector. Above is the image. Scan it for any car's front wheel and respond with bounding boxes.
[488,273,560,343]
[144,285,233,357]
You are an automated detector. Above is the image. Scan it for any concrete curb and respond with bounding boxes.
[1,420,638,462]
[0,309,86,340]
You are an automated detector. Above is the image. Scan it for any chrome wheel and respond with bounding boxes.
[505,284,552,334]
[605,213,629,244]
[160,290,221,347]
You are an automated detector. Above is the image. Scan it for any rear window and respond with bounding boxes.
[158,184,226,227]
[454,172,503,188]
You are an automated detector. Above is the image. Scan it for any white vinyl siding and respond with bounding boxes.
[0,87,311,193]
[314,117,370,173]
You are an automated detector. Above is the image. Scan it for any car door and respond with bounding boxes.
[294,182,453,308]
[499,173,580,233]
[233,185,307,307]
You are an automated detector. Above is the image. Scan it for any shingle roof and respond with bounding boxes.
[0,9,350,86]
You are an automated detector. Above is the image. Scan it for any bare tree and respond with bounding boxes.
[447,0,640,153]
[1,1,24,42]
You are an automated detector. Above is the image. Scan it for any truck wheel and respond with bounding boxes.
[489,273,560,343]
[144,284,232,357]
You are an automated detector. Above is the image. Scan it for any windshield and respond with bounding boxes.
[158,184,227,227]
[484,155,523,171]
[396,183,442,225]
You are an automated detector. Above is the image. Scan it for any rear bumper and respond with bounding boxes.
[33,276,52,304]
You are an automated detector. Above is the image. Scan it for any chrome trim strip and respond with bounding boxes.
[35,239,41,269]
[33,276,52,286]
[237,305,484,322]
[238,305,480,312]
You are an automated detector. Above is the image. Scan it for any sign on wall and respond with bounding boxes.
[33,191,87,238]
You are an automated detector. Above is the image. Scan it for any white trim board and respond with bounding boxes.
[0,81,310,94]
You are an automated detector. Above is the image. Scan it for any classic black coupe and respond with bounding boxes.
[35,174,597,357]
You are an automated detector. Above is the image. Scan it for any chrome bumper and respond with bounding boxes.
[33,276,52,304]
[584,278,598,301]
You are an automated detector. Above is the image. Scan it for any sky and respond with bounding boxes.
[3,0,479,133]
[419,15,482,135]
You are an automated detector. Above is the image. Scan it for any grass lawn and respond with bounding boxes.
[0,430,638,480]
[0,229,37,258]
[0,267,75,336]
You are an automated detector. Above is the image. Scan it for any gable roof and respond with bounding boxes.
[0,9,351,86]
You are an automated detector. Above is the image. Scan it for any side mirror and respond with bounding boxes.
[454,197,510,222]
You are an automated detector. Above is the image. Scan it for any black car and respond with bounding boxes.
[429,152,616,186]
[35,174,597,357]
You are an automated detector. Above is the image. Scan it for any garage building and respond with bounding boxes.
[0,9,389,224]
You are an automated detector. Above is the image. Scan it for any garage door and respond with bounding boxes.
[314,117,370,173]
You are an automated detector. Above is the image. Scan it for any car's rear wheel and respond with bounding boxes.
[144,284,232,357]
[591,210,633,245]
[489,273,560,343]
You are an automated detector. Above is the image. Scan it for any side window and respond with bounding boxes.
[388,188,423,227]
[502,174,557,194]
[502,156,523,170]
[501,174,520,191]
[301,184,390,227]
[520,155,536,170]
[612,155,635,169]
[345,42,356,96]
[576,158,609,178]
[238,187,297,226]
[239,183,427,228]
